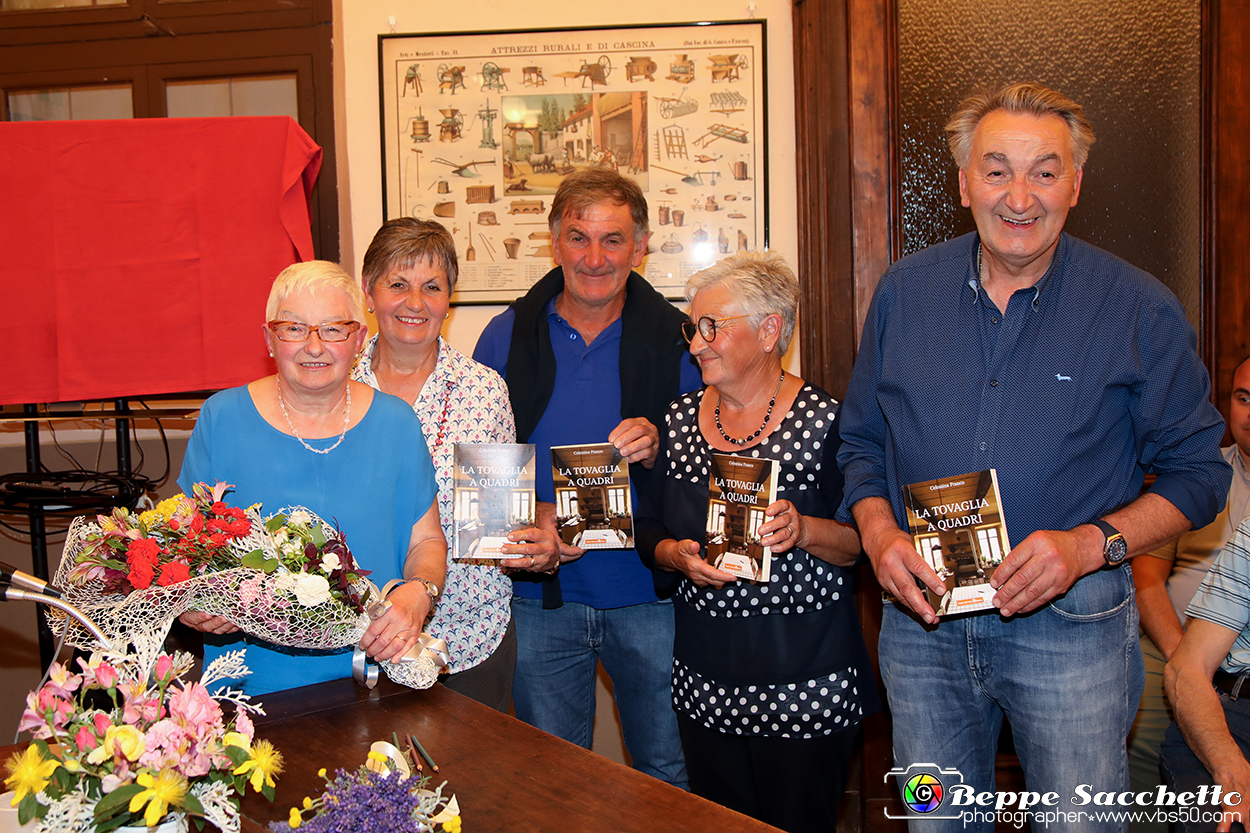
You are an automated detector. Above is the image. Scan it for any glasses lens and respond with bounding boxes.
[318,323,350,342]
[681,320,697,343]
[274,322,309,341]
[698,317,717,342]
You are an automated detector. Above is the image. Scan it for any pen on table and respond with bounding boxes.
[404,732,424,773]
[409,732,439,772]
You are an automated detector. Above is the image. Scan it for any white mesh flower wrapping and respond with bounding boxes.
[49,507,439,690]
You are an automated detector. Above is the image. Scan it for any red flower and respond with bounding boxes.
[125,537,160,589]
[127,537,161,563]
[157,561,191,586]
[210,502,229,514]
[190,513,204,534]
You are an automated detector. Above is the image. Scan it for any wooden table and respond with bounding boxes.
[236,678,780,832]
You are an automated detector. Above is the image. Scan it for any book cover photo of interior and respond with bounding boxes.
[706,453,777,583]
[903,468,1011,616]
[550,443,633,550]
[452,443,537,559]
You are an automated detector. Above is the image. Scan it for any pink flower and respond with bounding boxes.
[154,655,175,683]
[35,689,75,732]
[234,709,255,743]
[75,725,98,752]
[168,683,222,732]
[44,662,82,700]
[93,712,113,736]
[120,683,163,726]
[94,662,119,690]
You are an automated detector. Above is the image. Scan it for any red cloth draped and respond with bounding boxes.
[1,116,322,405]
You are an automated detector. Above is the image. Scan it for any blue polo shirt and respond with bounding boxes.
[475,299,703,608]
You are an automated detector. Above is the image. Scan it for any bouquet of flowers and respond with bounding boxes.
[4,648,279,833]
[50,483,442,691]
[271,738,460,833]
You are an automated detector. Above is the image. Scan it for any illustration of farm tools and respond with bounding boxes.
[707,54,747,83]
[437,64,467,94]
[667,54,695,84]
[694,123,749,147]
[471,105,499,149]
[657,89,698,119]
[625,55,658,82]
[653,165,720,187]
[438,109,465,142]
[710,91,748,115]
[407,110,433,143]
[568,55,612,89]
[432,156,496,177]
[480,61,509,92]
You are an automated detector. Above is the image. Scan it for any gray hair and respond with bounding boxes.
[549,168,649,243]
[361,217,459,293]
[265,260,366,323]
[685,250,799,355]
[945,82,1097,169]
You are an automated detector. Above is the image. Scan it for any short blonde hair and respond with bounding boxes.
[685,250,799,355]
[265,260,366,323]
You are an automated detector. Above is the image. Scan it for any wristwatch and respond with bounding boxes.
[1092,520,1128,567]
[409,577,441,603]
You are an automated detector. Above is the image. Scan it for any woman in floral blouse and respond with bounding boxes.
[352,218,556,711]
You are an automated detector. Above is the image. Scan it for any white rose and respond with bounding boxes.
[288,510,313,527]
[292,573,332,607]
[321,552,341,573]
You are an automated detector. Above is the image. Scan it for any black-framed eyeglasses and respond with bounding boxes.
[266,320,362,343]
[682,315,751,343]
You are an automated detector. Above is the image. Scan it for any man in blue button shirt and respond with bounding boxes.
[475,168,699,787]
[838,82,1232,831]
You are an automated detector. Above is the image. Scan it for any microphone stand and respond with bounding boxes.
[0,585,110,646]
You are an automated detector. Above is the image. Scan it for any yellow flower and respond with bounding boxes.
[128,769,187,829]
[4,745,60,805]
[317,768,327,778]
[89,724,145,764]
[302,796,313,809]
[288,807,303,828]
[222,732,251,750]
[233,739,283,792]
[443,814,462,833]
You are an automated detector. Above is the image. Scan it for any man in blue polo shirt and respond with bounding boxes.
[474,168,698,787]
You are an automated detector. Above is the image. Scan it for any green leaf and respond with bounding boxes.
[93,783,145,819]
[226,745,250,767]
[183,794,205,816]
[261,781,276,803]
[266,514,288,531]
[18,791,43,825]
[310,524,327,547]
[241,550,278,573]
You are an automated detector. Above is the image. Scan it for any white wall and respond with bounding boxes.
[332,0,798,362]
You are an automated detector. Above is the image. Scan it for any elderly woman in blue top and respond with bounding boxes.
[636,251,879,833]
[178,260,446,695]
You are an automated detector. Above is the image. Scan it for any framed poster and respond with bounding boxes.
[379,21,768,304]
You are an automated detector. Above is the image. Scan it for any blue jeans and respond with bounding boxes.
[511,597,688,789]
[1161,694,1250,833]
[879,567,1142,833]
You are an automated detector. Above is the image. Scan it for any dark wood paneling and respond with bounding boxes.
[792,0,856,400]
[1211,0,1250,421]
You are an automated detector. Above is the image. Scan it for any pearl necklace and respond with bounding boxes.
[715,370,785,446]
[276,378,351,455]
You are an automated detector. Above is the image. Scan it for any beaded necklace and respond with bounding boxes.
[715,370,785,446]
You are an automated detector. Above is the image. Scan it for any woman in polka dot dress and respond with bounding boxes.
[636,251,880,833]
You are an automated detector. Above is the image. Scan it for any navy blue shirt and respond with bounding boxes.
[837,232,1231,545]
[475,300,703,608]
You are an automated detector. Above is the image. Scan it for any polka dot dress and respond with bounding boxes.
[664,385,869,738]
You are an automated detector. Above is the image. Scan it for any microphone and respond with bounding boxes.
[0,586,110,646]
[0,560,62,598]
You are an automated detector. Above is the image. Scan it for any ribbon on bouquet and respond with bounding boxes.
[352,579,451,689]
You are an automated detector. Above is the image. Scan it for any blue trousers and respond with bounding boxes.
[879,567,1142,832]
[511,597,688,789]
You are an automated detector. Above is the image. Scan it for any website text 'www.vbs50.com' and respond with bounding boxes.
[888,765,1239,829]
